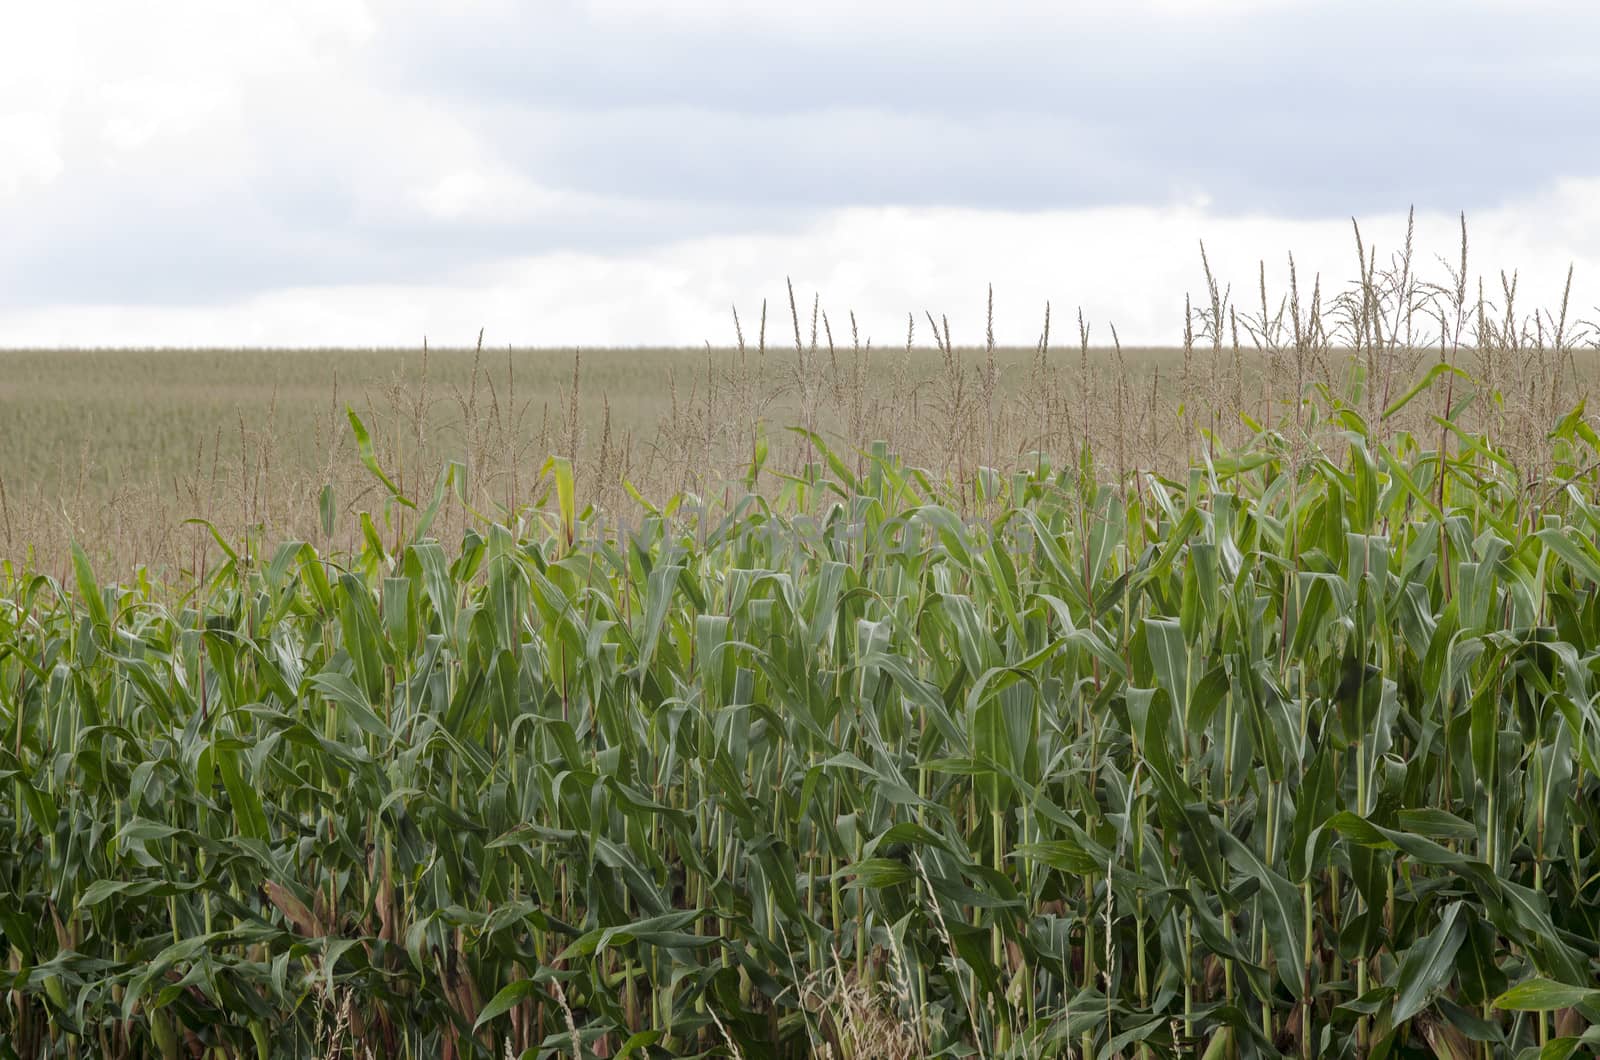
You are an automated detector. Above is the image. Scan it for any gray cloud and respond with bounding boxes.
[1,0,1596,313]
[379,1,1600,214]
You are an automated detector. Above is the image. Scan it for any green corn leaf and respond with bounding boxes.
[1492,979,1600,1012]
[346,406,415,508]
[1391,900,1469,1024]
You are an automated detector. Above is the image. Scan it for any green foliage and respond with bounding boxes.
[5,387,1600,1058]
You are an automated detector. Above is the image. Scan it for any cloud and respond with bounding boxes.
[0,1,1596,335]
[382,1,1600,215]
[4,183,1594,349]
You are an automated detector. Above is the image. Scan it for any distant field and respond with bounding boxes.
[0,343,1204,574]
[0,305,1588,578]
[0,345,735,497]
[0,343,1203,485]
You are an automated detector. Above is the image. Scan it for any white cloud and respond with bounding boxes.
[580,0,1301,26]
[0,1,1596,340]
[0,113,64,196]
[4,183,1594,348]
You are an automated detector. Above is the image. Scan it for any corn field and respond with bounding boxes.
[6,373,1600,1058]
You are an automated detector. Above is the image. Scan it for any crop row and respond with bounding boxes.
[5,393,1600,1058]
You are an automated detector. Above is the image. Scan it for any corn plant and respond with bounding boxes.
[4,384,1600,1059]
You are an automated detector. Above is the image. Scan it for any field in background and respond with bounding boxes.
[0,340,1207,576]
[1,341,1194,496]
[4,218,1596,584]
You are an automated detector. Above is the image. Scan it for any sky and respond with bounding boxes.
[2,0,1597,348]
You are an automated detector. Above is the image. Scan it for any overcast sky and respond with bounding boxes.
[3,0,1597,347]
